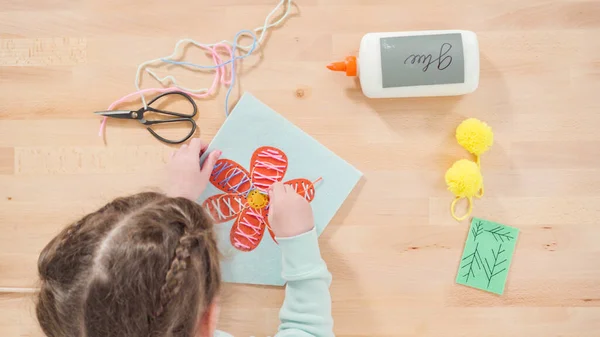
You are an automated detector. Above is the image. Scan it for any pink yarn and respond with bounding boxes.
[98,43,233,137]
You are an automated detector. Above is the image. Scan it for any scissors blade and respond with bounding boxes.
[94,110,137,119]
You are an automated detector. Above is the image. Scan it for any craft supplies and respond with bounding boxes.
[198,93,362,286]
[445,159,482,220]
[95,91,197,144]
[327,30,479,98]
[456,218,519,295]
[98,0,294,138]
[139,29,258,115]
[446,118,494,221]
[456,117,493,196]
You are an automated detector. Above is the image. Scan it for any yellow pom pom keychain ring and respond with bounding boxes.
[446,159,483,221]
[446,118,494,221]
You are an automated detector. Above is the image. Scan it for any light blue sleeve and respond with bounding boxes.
[275,228,334,337]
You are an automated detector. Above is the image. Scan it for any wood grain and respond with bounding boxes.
[1,0,600,336]
[0,147,14,174]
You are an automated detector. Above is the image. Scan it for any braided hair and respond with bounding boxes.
[36,192,221,337]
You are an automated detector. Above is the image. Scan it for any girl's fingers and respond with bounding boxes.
[267,202,274,218]
[189,138,202,154]
[199,141,210,157]
[200,150,222,175]
[268,185,275,199]
[200,140,209,152]
[270,182,285,197]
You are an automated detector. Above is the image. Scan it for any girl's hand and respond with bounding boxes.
[268,182,314,238]
[166,138,221,201]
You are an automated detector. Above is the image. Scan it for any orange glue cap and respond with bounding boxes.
[327,56,357,76]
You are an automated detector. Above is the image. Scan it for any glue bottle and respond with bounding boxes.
[327,30,480,98]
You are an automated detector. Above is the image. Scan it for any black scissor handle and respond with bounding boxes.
[142,91,198,144]
[144,91,198,118]
[145,118,197,144]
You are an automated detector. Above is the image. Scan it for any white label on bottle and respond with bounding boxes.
[380,33,465,88]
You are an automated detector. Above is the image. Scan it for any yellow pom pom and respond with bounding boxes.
[445,159,482,198]
[456,118,494,156]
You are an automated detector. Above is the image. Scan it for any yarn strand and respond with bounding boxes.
[451,196,473,222]
[475,155,484,197]
[98,0,295,137]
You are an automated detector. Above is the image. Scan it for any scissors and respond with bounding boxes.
[95,91,198,144]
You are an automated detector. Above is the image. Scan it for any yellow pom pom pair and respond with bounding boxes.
[445,118,494,221]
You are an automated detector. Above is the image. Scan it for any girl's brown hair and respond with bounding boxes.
[36,192,221,337]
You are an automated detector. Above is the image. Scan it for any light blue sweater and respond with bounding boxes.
[216,227,334,337]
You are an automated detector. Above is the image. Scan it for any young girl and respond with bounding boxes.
[36,138,334,337]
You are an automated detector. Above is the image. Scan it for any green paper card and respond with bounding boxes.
[456,218,519,295]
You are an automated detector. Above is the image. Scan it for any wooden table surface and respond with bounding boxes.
[1,0,600,336]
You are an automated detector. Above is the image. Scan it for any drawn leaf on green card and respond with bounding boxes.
[460,242,484,282]
[485,226,515,243]
[482,244,508,288]
[457,218,519,295]
[471,220,484,241]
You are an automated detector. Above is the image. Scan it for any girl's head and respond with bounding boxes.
[36,192,221,337]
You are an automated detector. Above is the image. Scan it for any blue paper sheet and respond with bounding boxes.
[198,93,362,286]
